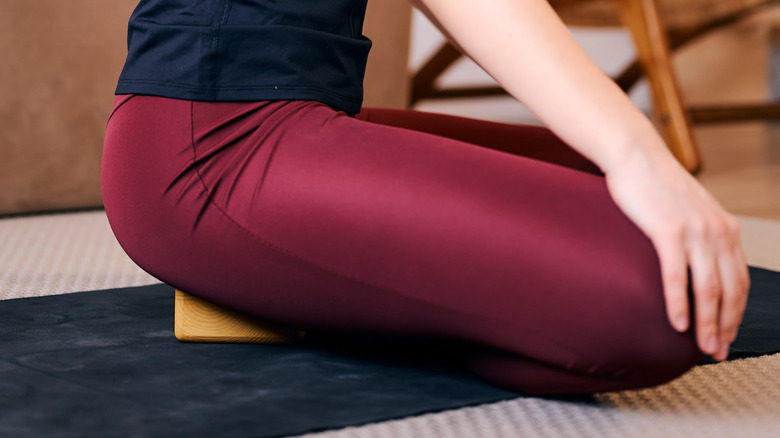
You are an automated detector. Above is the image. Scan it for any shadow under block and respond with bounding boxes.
[174,290,305,344]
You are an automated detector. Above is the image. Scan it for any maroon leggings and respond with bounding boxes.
[101,95,703,394]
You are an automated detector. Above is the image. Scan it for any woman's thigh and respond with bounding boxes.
[102,97,701,394]
[354,107,604,176]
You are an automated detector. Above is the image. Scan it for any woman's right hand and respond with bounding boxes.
[603,146,750,361]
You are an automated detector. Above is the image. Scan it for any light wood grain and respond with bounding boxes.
[616,0,702,172]
[174,290,305,344]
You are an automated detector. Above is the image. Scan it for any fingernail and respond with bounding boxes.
[674,316,688,332]
[719,344,730,360]
[705,335,718,353]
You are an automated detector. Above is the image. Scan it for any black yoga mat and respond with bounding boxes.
[1,266,778,438]
[711,266,780,362]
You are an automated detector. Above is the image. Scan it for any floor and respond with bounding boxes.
[695,122,780,221]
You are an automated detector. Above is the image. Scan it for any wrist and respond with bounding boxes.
[595,125,678,176]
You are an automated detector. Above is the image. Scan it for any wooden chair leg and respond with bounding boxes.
[617,0,702,173]
[174,289,305,344]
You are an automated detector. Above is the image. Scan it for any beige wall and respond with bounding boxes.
[676,11,778,106]
[362,0,413,109]
[0,1,137,216]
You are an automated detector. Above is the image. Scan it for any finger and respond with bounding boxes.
[733,223,751,295]
[689,244,723,358]
[655,240,690,333]
[717,247,750,346]
[736,243,751,294]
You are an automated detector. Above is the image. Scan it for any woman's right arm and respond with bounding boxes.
[407,0,750,361]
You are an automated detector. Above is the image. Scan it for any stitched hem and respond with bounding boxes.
[106,94,137,126]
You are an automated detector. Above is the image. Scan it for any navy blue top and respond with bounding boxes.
[115,0,372,114]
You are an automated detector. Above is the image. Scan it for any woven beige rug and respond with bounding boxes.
[0,210,158,299]
[298,354,780,438]
[1,210,778,438]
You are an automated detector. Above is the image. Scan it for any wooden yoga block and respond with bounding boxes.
[174,290,305,344]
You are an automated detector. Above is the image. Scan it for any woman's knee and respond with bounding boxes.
[536,244,704,392]
[579,270,705,391]
[459,325,703,395]
[605,322,703,391]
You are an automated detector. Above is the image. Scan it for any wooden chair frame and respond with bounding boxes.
[410,0,780,173]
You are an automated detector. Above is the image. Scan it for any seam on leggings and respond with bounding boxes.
[186,101,601,371]
[106,94,136,126]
